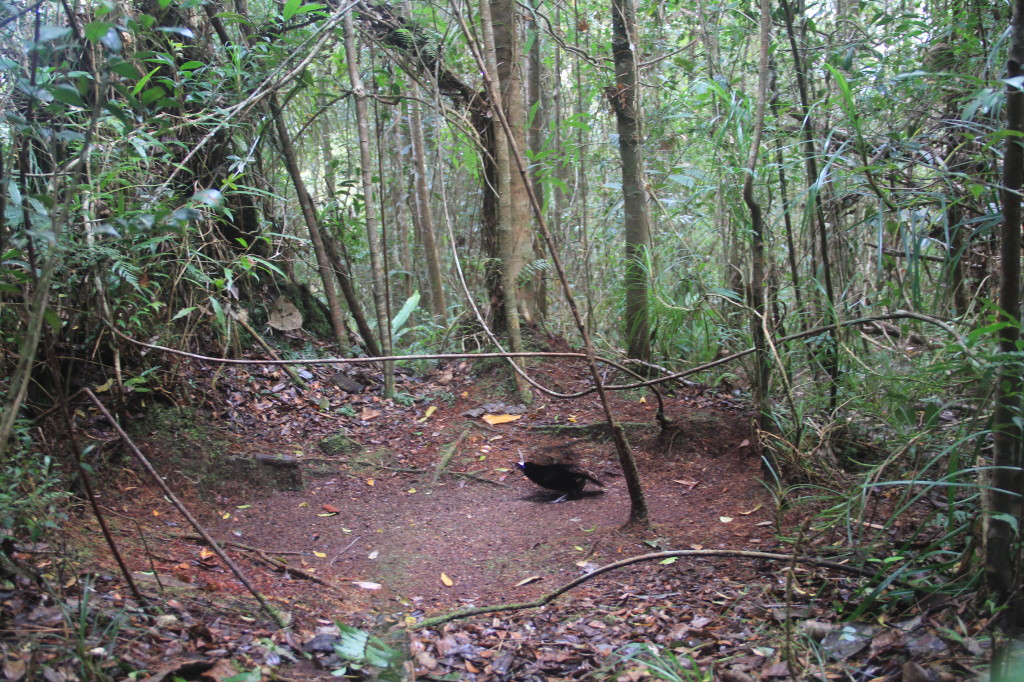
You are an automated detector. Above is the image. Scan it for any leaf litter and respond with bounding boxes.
[0,342,991,680]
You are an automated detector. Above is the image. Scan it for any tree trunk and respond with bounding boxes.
[344,11,394,397]
[610,0,652,365]
[268,94,349,350]
[987,0,1024,626]
[779,0,840,406]
[406,95,447,324]
[743,0,773,471]
[480,0,531,401]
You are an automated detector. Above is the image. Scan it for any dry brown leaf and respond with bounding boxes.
[515,576,542,587]
[322,503,341,513]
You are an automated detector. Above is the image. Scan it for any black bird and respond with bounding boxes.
[517,461,604,502]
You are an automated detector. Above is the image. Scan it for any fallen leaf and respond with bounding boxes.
[236,504,251,509]
[360,408,381,420]
[366,478,375,486]
[740,504,762,515]
[353,581,382,590]
[482,414,522,425]
[441,572,454,586]
[465,660,479,673]
[313,551,326,558]
[720,516,734,523]
[515,576,542,587]
[322,504,341,513]
[738,439,751,448]
[94,378,114,393]
[221,512,231,520]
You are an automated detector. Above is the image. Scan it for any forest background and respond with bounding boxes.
[2,0,1024,676]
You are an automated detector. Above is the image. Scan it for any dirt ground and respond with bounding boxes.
[35,347,980,680]
[116,352,768,617]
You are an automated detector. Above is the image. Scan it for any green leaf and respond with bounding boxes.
[294,2,325,15]
[131,67,160,96]
[49,83,85,108]
[172,307,197,321]
[38,26,72,42]
[84,21,113,44]
[108,58,141,80]
[334,624,370,662]
[390,291,420,338]
[44,306,62,333]
[282,0,301,20]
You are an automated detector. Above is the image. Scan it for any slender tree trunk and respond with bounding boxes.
[523,0,547,323]
[987,0,1024,625]
[779,0,839,406]
[344,11,394,397]
[268,94,349,349]
[610,0,652,365]
[743,0,773,471]
[406,95,447,324]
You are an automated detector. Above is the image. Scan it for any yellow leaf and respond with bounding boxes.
[407,488,417,494]
[740,504,762,515]
[366,478,375,486]
[515,576,542,587]
[313,551,327,558]
[638,396,646,403]
[199,547,214,560]
[94,378,114,393]
[482,414,522,425]
[568,415,577,423]
[222,512,231,520]
[152,510,160,516]
[299,502,309,508]
[441,572,454,586]
[405,615,418,627]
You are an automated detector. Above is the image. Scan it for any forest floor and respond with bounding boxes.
[2,333,991,680]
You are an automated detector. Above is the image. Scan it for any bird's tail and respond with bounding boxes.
[583,473,604,487]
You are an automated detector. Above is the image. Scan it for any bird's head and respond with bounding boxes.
[516,461,526,471]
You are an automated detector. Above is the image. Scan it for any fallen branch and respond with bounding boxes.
[412,548,880,630]
[178,533,354,595]
[81,389,287,628]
